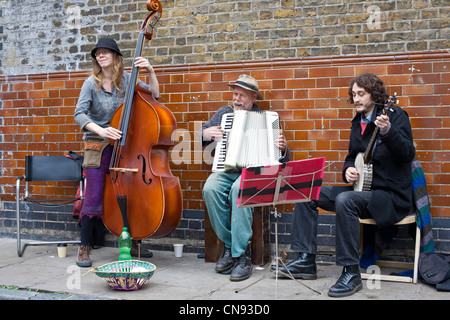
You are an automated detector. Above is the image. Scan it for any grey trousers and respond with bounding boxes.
[291,186,373,266]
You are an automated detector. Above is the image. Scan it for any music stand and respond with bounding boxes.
[235,157,326,296]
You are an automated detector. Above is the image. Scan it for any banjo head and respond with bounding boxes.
[353,153,365,191]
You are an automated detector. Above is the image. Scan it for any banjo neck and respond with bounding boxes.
[362,94,396,164]
[363,125,380,164]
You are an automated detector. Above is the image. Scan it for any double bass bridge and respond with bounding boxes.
[110,167,139,173]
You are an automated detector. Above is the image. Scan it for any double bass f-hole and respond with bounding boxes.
[137,154,152,185]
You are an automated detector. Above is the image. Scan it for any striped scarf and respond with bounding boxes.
[411,157,435,253]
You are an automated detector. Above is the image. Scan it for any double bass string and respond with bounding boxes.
[109,26,146,184]
[108,21,149,230]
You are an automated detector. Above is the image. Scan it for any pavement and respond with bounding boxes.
[0,237,448,305]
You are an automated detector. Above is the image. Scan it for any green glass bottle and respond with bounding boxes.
[118,227,132,261]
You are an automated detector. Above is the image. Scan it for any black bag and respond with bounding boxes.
[419,252,450,291]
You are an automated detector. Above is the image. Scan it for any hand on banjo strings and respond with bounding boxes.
[345,167,359,183]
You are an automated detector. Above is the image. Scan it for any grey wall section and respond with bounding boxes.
[1,0,448,75]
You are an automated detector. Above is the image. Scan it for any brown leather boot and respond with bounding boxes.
[77,245,92,267]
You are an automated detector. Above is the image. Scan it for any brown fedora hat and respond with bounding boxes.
[228,74,264,100]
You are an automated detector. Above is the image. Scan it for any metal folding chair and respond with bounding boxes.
[16,155,84,256]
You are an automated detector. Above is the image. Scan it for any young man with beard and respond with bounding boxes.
[275,73,415,297]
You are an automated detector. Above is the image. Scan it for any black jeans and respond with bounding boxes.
[80,215,106,247]
[291,186,373,266]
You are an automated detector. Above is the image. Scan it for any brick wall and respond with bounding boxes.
[0,0,448,75]
[1,51,449,255]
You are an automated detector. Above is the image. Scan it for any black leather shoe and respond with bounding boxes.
[328,265,363,297]
[230,243,252,281]
[271,252,317,280]
[215,247,234,273]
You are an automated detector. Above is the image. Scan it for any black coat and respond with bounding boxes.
[341,105,416,227]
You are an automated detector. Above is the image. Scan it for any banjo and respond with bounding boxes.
[353,94,396,191]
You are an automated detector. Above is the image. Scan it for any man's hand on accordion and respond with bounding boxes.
[203,126,225,142]
[275,129,287,152]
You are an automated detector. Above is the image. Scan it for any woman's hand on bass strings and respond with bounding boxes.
[98,126,122,140]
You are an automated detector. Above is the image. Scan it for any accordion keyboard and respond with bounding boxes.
[212,113,234,172]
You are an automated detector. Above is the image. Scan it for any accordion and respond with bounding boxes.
[212,110,282,172]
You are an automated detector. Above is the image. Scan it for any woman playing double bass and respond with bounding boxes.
[74,37,159,267]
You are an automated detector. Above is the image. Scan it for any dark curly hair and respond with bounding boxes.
[347,73,389,105]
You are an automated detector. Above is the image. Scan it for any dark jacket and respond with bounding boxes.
[342,105,416,227]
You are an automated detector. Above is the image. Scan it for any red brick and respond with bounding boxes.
[13,82,33,91]
[409,95,441,106]
[403,85,433,95]
[309,67,338,78]
[433,61,450,73]
[286,78,316,89]
[434,84,450,95]
[285,100,314,109]
[309,88,339,99]
[184,73,211,83]
[403,63,433,74]
[265,69,294,79]
[308,109,338,119]
[44,80,66,89]
[410,73,441,84]
[28,90,49,99]
[12,100,32,108]
[264,89,293,100]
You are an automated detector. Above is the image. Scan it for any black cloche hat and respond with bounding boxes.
[91,38,123,58]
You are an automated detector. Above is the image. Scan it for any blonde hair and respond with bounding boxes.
[92,52,124,93]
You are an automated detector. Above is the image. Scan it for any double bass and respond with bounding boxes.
[103,0,182,239]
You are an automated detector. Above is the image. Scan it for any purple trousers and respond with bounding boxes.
[79,145,113,220]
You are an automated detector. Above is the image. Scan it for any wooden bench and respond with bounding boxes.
[204,206,271,266]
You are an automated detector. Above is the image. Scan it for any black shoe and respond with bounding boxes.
[230,243,252,281]
[328,265,363,298]
[271,252,317,280]
[215,247,235,273]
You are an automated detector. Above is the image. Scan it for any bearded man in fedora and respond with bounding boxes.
[199,74,290,281]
